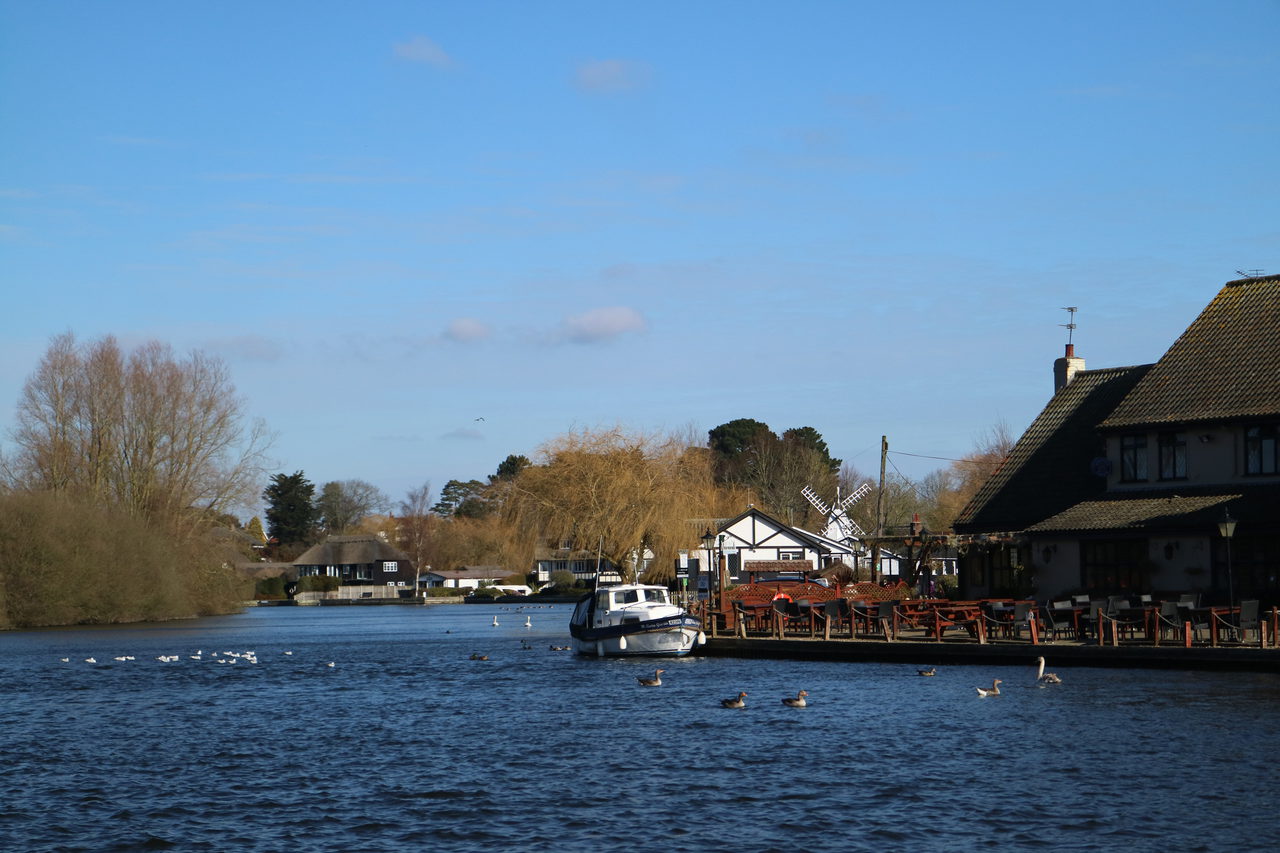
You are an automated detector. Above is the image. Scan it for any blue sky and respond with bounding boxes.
[2,1,1277,514]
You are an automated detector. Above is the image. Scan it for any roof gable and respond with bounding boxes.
[1101,275,1280,429]
[294,535,411,567]
[718,506,827,551]
[953,364,1150,533]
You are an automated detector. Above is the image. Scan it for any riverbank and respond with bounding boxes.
[699,635,1280,673]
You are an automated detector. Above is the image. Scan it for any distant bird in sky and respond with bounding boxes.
[475,417,484,422]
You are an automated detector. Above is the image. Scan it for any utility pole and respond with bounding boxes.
[872,435,887,584]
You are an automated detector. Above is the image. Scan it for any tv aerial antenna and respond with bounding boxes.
[1060,306,1078,346]
[1236,269,1265,278]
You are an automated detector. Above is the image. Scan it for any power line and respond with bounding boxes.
[887,450,993,466]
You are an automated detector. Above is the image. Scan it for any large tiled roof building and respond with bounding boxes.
[954,275,1280,604]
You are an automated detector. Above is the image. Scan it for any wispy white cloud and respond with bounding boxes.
[441,427,484,441]
[575,59,651,93]
[394,35,453,68]
[202,334,283,363]
[444,317,492,343]
[560,306,647,344]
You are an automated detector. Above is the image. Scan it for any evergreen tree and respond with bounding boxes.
[490,454,531,483]
[431,479,490,518]
[245,516,267,543]
[263,471,318,547]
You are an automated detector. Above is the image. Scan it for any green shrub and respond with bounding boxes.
[255,576,286,599]
[296,575,339,593]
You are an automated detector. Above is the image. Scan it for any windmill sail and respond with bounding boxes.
[802,483,872,543]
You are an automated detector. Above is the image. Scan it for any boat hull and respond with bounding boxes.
[570,615,704,657]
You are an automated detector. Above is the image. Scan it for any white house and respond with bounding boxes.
[420,565,508,590]
[697,506,861,591]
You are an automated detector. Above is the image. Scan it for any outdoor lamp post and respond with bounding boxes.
[701,529,716,623]
[718,533,727,603]
[1217,508,1236,609]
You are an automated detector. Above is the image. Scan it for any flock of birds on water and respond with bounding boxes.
[60,594,1065,704]
[61,649,337,668]
[624,655,1065,708]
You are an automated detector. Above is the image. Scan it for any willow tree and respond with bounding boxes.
[8,332,272,535]
[505,427,742,583]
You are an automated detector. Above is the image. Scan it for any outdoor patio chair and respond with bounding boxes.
[772,598,790,637]
[1078,600,1106,641]
[1214,599,1261,644]
[1040,604,1075,642]
[875,601,896,640]
[1178,592,1201,608]
[818,598,852,639]
[731,599,757,637]
[1182,604,1210,641]
[1005,601,1034,640]
[1154,600,1185,644]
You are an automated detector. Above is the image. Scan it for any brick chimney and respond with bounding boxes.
[1054,343,1085,393]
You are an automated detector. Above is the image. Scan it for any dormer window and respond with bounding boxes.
[1120,434,1148,482]
[1245,424,1278,475]
[1158,432,1187,480]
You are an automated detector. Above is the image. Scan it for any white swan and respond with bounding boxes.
[782,689,809,708]
[492,616,500,627]
[975,678,1002,697]
[1036,656,1062,684]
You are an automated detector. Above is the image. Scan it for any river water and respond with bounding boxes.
[2,604,1278,852]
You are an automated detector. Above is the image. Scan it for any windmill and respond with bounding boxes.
[801,482,873,545]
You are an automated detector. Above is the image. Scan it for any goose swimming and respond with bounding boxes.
[636,668,665,687]
[720,691,748,709]
[975,678,1002,697]
[918,667,936,677]
[781,689,809,708]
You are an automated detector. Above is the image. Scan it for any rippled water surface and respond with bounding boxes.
[3,604,1279,852]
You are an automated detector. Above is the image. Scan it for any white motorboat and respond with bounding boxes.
[568,582,705,657]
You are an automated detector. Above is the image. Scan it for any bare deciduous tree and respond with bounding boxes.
[397,481,434,574]
[7,332,272,534]
[317,478,391,534]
